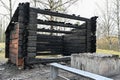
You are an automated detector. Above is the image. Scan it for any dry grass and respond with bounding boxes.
[0,42,6,60]
[0,42,5,48]
[1,42,120,60]
[97,37,118,51]
[97,49,120,56]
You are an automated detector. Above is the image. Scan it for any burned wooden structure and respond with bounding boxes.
[5,3,97,68]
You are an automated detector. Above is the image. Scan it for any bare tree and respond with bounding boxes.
[112,0,120,51]
[31,0,78,35]
[9,0,12,19]
[0,0,13,42]
[0,0,12,20]
[96,0,115,50]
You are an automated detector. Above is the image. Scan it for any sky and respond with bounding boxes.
[0,0,104,18]
[0,0,105,31]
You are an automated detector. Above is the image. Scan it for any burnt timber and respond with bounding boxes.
[5,3,98,68]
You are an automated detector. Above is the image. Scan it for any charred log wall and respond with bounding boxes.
[5,3,97,67]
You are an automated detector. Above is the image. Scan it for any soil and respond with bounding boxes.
[0,61,120,80]
[0,61,51,80]
[0,61,75,80]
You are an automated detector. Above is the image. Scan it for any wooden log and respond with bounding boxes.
[27,42,37,46]
[28,36,37,40]
[28,30,37,36]
[37,28,72,34]
[37,42,62,46]
[10,39,18,44]
[26,23,37,30]
[37,19,85,29]
[9,43,18,49]
[27,53,36,57]
[31,8,90,21]
[36,52,61,55]
[37,34,62,39]
[37,45,63,50]
[64,36,87,40]
[9,49,18,55]
[37,48,63,52]
[64,40,87,44]
[26,57,70,64]
[37,39,62,43]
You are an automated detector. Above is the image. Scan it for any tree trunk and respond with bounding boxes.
[9,0,12,20]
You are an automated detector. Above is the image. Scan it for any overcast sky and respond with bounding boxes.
[0,0,105,18]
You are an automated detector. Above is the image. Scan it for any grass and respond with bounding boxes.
[0,42,120,60]
[97,49,120,56]
[0,42,6,60]
[0,43,5,48]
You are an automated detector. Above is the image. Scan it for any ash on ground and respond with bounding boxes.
[0,61,78,80]
[0,61,119,80]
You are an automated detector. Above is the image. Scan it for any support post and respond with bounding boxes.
[50,66,58,80]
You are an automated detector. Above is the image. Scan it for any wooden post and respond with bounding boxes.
[25,7,37,65]
[86,20,91,52]
[50,66,58,80]
[17,3,30,68]
[90,16,98,52]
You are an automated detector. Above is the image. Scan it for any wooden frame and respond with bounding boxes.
[5,3,97,68]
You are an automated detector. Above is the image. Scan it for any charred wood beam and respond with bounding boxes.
[37,19,85,29]
[36,53,61,55]
[11,7,19,22]
[27,57,71,64]
[31,8,89,21]
[37,28,72,34]
[37,34,62,39]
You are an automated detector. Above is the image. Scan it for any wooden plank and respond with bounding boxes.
[37,47,62,51]
[27,47,36,51]
[28,30,37,36]
[27,53,36,57]
[26,57,70,64]
[31,8,90,21]
[37,42,62,46]
[70,29,87,36]
[36,52,62,55]
[27,24,37,30]
[10,39,18,44]
[37,45,63,49]
[64,47,86,51]
[64,36,86,40]
[37,49,63,52]
[9,43,18,49]
[37,28,72,34]
[37,39,62,43]
[64,40,86,44]
[9,53,17,64]
[50,63,113,80]
[37,34,62,39]
[9,47,18,55]
[37,19,85,29]
[10,33,19,39]
[28,36,37,40]
[65,44,86,48]
[27,42,36,46]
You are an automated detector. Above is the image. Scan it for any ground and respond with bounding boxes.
[0,61,120,80]
[0,42,120,80]
[0,62,78,80]
[0,63,51,80]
